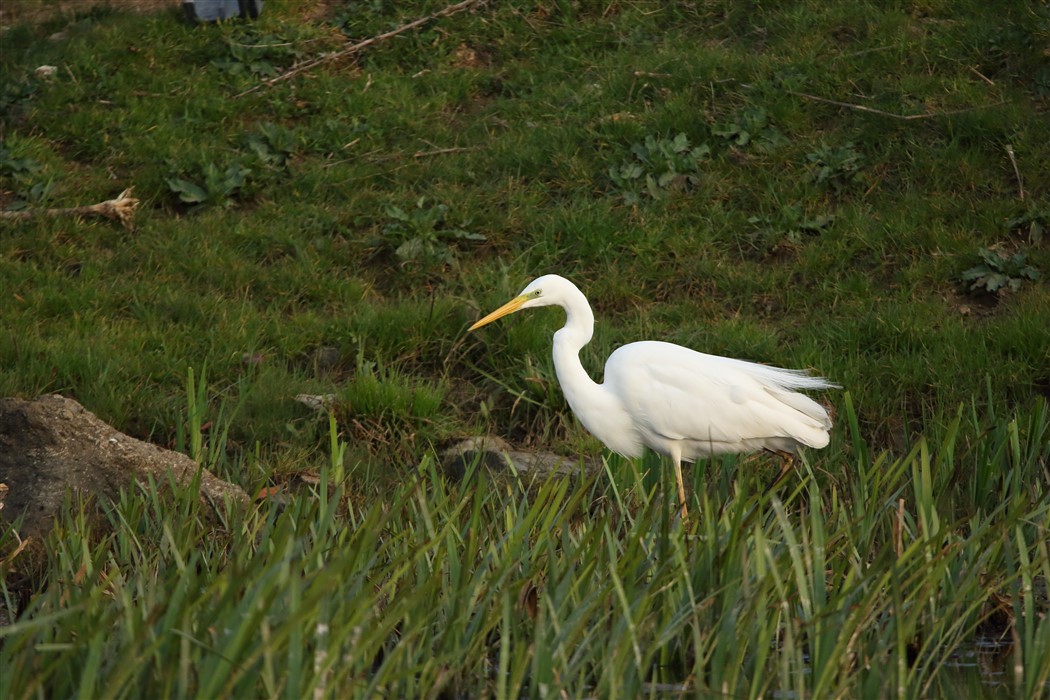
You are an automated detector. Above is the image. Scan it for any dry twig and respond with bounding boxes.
[895,497,905,558]
[1004,144,1025,201]
[0,188,139,229]
[787,89,1003,121]
[234,0,484,99]
[368,145,480,163]
[0,482,32,568]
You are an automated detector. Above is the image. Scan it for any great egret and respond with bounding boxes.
[469,274,837,517]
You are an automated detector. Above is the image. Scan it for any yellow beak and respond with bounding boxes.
[468,295,529,331]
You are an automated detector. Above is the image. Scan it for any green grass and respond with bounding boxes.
[1,0,1049,696]
[1,398,1048,698]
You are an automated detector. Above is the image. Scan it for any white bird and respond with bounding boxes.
[469,274,837,517]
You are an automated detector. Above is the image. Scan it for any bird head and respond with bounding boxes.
[468,275,570,331]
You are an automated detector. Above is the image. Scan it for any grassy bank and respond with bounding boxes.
[1,397,1048,697]
[1,0,1049,696]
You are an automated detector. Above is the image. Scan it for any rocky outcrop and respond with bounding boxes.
[440,435,598,480]
[0,394,247,541]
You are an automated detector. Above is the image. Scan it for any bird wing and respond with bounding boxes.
[603,341,832,449]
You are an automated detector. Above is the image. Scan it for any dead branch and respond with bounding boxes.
[0,534,31,569]
[1004,144,1025,201]
[368,145,480,163]
[786,89,1004,121]
[233,0,484,99]
[0,482,32,568]
[0,188,139,230]
[412,146,478,158]
[895,498,904,558]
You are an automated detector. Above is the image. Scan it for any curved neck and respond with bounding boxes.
[551,286,602,408]
[555,284,594,351]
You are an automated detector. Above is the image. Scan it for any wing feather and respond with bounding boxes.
[603,341,833,450]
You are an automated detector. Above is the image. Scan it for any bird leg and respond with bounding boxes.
[672,456,688,519]
[762,451,796,495]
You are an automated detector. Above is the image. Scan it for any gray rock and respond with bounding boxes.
[310,346,342,375]
[0,394,248,541]
[440,435,597,480]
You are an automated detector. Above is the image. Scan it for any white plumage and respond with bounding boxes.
[470,274,837,516]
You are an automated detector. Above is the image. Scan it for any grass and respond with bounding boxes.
[1,397,1048,698]
[1,0,1049,696]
